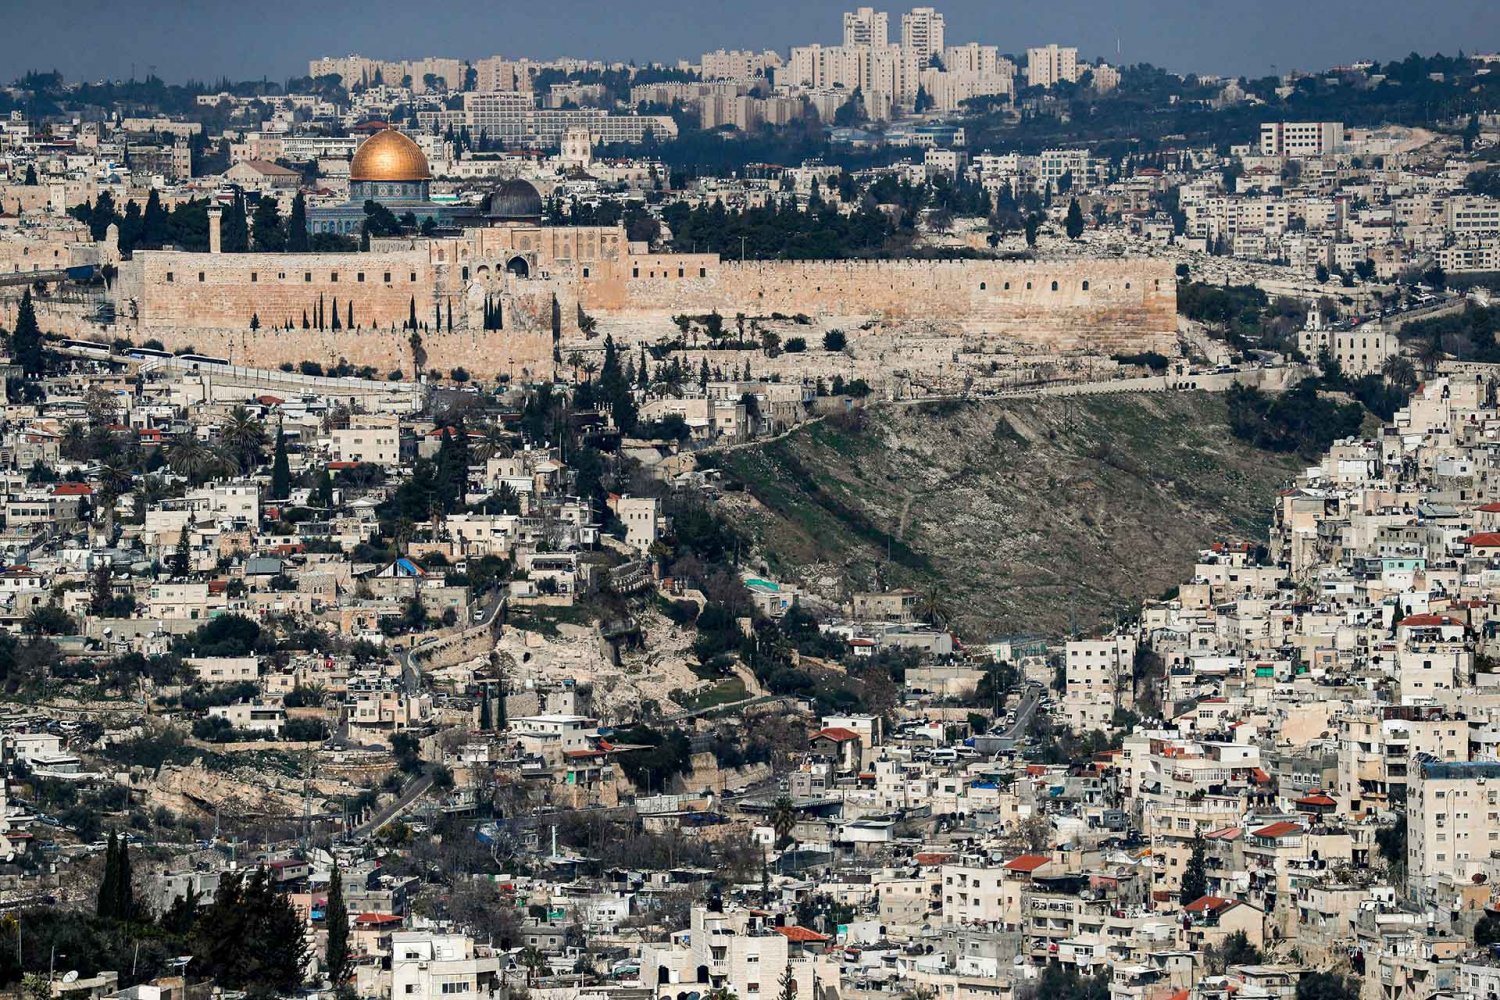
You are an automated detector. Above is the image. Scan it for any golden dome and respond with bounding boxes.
[349,128,431,182]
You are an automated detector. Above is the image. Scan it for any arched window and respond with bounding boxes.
[1051,281,1059,291]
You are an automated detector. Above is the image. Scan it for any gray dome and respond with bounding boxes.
[485,179,544,222]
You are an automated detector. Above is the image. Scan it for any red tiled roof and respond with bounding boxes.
[1184,895,1238,914]
[1204,826,1243,841]
[354,913,403,926]
[774,925,831,943]
[1476,503,1500,513]
[1003,854,1051,872]
[1463,533,1500,547]
[1398,613,1463,627]
[257,395,284,405]
[1250,820,1302,839]
[1296,792,1337,807]
[813,727,861,743]
[51,482,92,495]
[914,851,956,866]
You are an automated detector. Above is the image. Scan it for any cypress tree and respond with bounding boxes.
[1180,833,1208,904]
[325,867,350,984]
[479,693,492,731]
[115,834,135,921]
[347,301,354,330]
[97,831,120,918]
[286,192,309,252]
[330,297,341,331]
[270,429,291,500]
[11,288,45,376]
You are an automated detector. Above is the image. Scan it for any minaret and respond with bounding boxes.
[208,206,223,254]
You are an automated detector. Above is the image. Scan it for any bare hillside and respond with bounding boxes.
[716,392,1304,638]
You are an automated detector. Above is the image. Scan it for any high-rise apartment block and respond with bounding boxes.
[901,7,946,67]
[843,7,890,47]
[1026,44,1081,88]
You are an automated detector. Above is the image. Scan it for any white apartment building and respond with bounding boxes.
[1446,196,1500,236]
[613,496,663,554]
[1407,758,1500,902]
[331,416,401,466]
[843,7,890,47]
[1259,121,1343,158]
[390,932,501,1000]
[1064,634,1138,732]
[901,8,946,67]
[641,906,838,1000]
[699,50,781,80]
[1026,45,1080,89]
[1438,241,1500,273]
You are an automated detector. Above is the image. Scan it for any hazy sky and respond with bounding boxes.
[3,0,1496,84]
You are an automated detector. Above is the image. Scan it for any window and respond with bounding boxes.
[331,272,339,282]
[251,273,258,282]
[384,272,392,283]
[582,267,590,278]
[1082,281,1089,290]
[358,273,365,282]
[410,272,417,282]
[198,272,205,282]
[304,272,312,282]
[1051,281,1059,291]
[980,282,986,290]
[699,267,707,278]
[678,268,685,278]
[166,272,174,282]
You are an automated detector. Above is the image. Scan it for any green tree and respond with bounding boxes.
[1065,197,1085,239]
[325,867,350,984]
[270,429,291,500]
[1295,972,1359,1000]
[770,795,797,850]
[96,831,120,919]
[286,193,310,251]
[1477,910,1500,947]
[312,466,335,509]
[251,196,286,252]
[172,525,191,578]
[221,404,268,473]
[822,329,846,352]
[1179,833,1208,904]
[10,288,46,376]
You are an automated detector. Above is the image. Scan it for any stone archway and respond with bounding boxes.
[506,255,530,278]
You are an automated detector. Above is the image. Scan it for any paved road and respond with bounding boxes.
[998,683,1045,740]
[350,769,436,840]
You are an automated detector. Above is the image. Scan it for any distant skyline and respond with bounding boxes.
[3,0,1496,86]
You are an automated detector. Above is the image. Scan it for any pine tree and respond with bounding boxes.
[11,288,45,376]
[270,429,291,500]
[325,867,350,985]
[1180,833,1208,904]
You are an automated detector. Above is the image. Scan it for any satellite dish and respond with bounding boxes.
[62,971,79,984]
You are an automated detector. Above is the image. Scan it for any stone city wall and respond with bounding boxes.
[102,241,1177,373]
[578,256,1178,353]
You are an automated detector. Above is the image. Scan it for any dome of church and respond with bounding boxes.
[485,178,544,223]
[349,128,431,182]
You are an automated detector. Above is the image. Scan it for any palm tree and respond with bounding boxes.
[1382,354,1417,390]
[519,946,545,986]
[166,436,234,486]
[770,795,797,850]
[1413,335,1444,378]
[219,404,268,473]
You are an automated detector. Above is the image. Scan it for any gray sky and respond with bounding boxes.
[3,0,1496,84]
